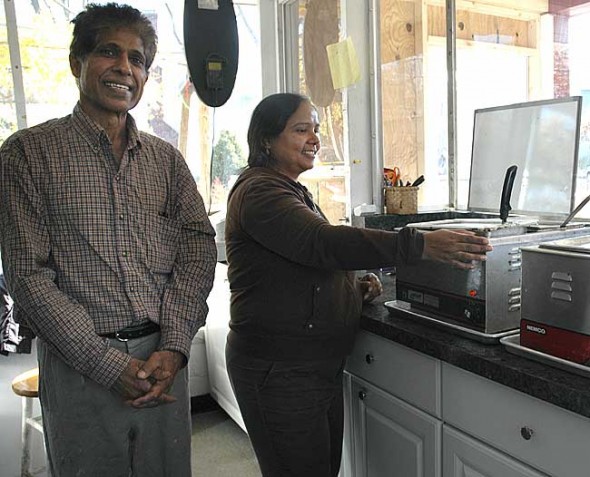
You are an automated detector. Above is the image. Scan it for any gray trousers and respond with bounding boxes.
[37,333,191,477]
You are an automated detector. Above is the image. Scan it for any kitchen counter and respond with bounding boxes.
[361,273,590,419]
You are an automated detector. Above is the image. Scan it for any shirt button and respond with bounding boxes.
[122,251,128,257]
[119,214,125,220]
[308,323,314,329]
[115,174,121,181]
[316,286,321,292]
[129,286,135,293]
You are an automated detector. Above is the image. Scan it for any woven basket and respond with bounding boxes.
[385,186,418,215]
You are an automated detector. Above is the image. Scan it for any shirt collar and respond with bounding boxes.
[72,102,142,153]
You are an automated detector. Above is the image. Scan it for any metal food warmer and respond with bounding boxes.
[520,235,590,364]
[388,96,590,340]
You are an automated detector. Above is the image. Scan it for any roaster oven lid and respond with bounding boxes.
[539,235,590,254]
[467,97,581,221]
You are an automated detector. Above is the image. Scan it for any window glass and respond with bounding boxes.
[0,2,76,143]
[569,9,590,214]
[0,5,17,142]
[380,0,446,210]
[453,1,590,217]
[455,47,528,208]
[295,0,347,225]
[450,3,543,211]
[380,1,590,219]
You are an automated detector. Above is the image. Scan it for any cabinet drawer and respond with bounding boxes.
[443,363,590,477]
[346,331,441,417]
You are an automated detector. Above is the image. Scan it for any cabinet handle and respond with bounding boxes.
[365,353,374,364]
[520,426,534,440]
[358,390,367,400]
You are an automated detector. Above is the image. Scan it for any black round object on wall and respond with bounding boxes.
[184,0,239,107]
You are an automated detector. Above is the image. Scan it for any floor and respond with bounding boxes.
[1,342,260,477]
[191,404,261,477]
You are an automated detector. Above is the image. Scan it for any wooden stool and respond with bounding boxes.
[11,367,47,477]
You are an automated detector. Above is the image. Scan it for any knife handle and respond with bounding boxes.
[500,165,518,223]
[411,175,425,187]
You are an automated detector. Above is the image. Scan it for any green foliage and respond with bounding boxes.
[0,14,74,105]
[211,130,246,185]
[20,16,75,103]
[1,10,75,144]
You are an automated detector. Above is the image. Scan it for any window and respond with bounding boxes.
[379,0,434,206]
[379,0,590,218]
[1,1,76,141]
[279,0,348,225]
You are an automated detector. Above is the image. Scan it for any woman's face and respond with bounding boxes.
[269,101,320,181]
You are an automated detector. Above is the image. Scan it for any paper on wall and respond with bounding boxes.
[326,36,361,90]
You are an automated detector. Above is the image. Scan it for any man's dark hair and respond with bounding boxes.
[247,93,313,168]
[70,3,157,70]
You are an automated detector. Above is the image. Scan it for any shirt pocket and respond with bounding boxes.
[307,277,361,330]
[147,214,181,274]
[306,282,330,331]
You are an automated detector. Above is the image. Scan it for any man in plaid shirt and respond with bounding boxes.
[0,4,216,476]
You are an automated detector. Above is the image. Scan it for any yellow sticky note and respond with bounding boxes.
[326,37,361,90]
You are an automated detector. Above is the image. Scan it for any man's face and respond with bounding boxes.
[70,27,149,119]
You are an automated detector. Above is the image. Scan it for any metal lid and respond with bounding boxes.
[406,218,531,237]
[539,235,590,254]
[468,97,582,220]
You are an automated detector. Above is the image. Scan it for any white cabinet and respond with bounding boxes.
[349,377,441,477]
[443,426,548,477]
[344,330,442,477]
[344,331,590,477]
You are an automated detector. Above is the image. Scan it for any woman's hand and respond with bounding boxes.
[358,272,383,303]
[422,229,493,270]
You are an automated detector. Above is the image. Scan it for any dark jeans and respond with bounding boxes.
[226,344,345,477]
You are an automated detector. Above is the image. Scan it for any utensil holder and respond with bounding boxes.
[385,186,418,214]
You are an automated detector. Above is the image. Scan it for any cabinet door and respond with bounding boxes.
[443,426,549,477]
[350,377,441,477]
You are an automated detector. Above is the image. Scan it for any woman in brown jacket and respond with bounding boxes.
[225,93,491,476]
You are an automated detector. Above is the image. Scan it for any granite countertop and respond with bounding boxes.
[361,273,590,420]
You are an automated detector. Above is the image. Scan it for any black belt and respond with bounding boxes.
[100,321,160,341]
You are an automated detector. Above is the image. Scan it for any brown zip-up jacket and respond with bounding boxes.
[225,167,424,361]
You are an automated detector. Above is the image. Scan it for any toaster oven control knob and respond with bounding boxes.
[365,353,375,364]
[358,389,367,400]
[520,426,534,440]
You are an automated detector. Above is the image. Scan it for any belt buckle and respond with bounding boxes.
[114,331,129,342]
